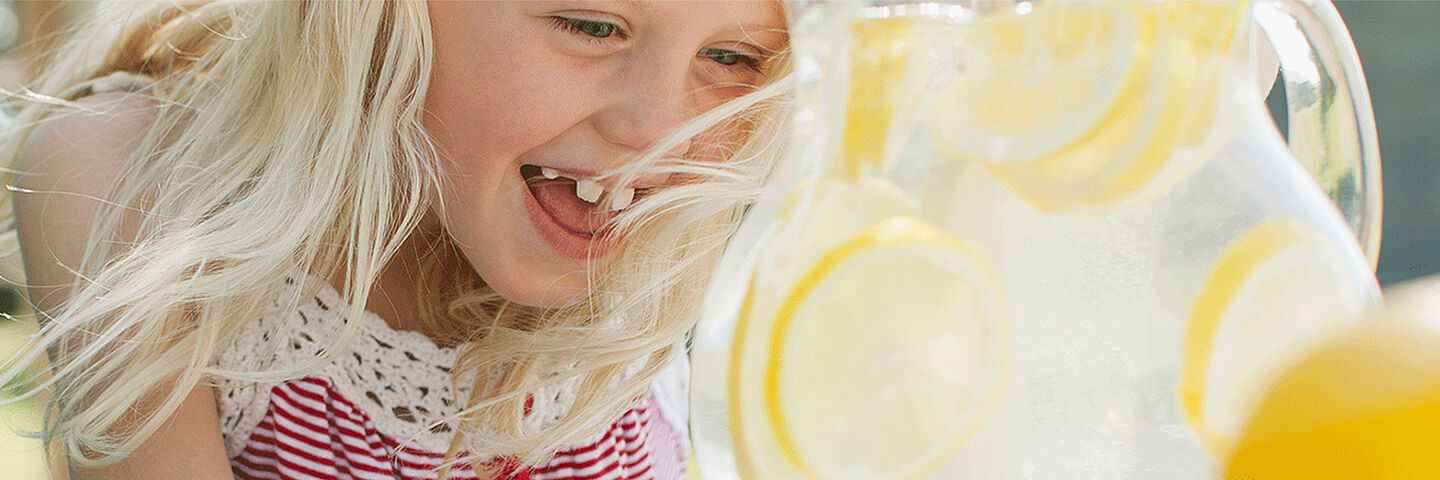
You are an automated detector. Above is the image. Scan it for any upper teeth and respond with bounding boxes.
[538,167,637,211]
[575,178,604,203]
[610,185,634,209]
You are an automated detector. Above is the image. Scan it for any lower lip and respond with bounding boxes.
[520,175,617,260]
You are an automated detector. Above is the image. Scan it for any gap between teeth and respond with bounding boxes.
[540,167,634,210]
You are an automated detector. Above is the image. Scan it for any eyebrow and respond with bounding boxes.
[616,0,788,43]
[617,0,654,12]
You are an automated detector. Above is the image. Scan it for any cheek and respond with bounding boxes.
[687,116,755,163]
[425,42,588,165]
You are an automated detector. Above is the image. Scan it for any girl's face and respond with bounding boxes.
[424,1,786,307]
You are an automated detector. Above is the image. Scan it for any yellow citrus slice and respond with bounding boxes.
[929,2,1246,211]
[929,6,1143,164]
[1179,219,1374,459]
[763,178,921,283]
[729,178,922,479]
[763,217,1008,479]
[841,17,919,180]
[1225,322,1440,479]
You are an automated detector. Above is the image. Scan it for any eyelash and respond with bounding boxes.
[548,16,628,43]
[549,16,765,74]
[699,48,765,74]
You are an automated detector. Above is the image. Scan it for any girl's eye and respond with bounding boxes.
[699,48,763,73]
[550,16,626,41]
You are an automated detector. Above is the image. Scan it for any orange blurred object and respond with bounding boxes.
[1225,278,1440,480]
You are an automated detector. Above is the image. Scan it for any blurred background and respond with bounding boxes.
[3,3,90,479]
[0,1,1437,478]
[1337,1,1440,285]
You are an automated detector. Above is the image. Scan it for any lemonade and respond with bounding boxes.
[745,216,1007,480]
[691,1,1382,479]
[930,2,1241,210]
[1179,219,1371,457]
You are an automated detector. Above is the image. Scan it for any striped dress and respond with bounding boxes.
[213,278,690,480]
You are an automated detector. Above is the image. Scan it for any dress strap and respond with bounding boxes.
[89,71,154,94]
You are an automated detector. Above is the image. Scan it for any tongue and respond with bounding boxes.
[528,179,615,236]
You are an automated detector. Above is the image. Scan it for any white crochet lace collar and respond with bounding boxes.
[213,277,583,456]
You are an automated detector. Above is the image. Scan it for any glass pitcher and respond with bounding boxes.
[690,1,1382,479]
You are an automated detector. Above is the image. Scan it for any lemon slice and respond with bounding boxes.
[930,3,1246,210]
[764,178,921,281]
[728,178,922,478]
[1179,219,1373,458]
[762,217,1008,479]
[930,7,1142,164]
[842,17,919,179]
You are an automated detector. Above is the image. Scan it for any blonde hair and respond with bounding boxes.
[0,0,791,473]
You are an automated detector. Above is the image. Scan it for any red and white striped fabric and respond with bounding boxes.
[228,376,682,480]
[215,278,691,480]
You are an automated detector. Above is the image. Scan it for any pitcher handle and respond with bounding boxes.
[1253,0,1383,269]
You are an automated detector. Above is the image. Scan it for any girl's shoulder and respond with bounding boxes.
[11,72,158,310]
[15,72,157,186]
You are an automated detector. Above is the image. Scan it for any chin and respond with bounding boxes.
[483,269,591,309]
[509,289,589,309]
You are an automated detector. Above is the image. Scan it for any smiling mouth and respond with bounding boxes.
[520,164,646,238]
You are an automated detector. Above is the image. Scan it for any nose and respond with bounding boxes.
[592,56,695,155]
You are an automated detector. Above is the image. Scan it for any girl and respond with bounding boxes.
[0,1,791,479]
